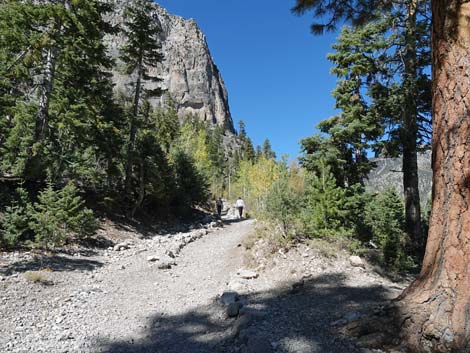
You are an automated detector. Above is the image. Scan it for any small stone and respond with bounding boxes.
[226,302,242,318]
[220,291,239,305]
[350,255,366,268]
[113,242,130,252]
[156,255,176,269]
[237,269,258,279]
[165,250,175,258]
[147,255,159,262]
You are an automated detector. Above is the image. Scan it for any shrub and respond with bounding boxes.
[23,271,53,285]
[0,187,31,248]
[29,183,98,248]
[301,161,348,238]
[364,187,413,271]
[265,177,301,239]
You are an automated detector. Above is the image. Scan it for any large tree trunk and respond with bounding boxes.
[124,59,143,196]
[397,1,470,351]
[402,0,423,254]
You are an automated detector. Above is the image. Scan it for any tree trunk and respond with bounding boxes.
[397,1,470,351]
[131,156,145,218]
[124,59,143,196]
[402,0,423,254]
[35,46,56,144]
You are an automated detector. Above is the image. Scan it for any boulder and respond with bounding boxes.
[350,255,366,268]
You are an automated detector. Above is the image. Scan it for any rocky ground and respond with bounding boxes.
[0,216,411,353]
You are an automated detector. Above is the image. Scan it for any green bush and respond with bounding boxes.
[0,187,30,248]
[364,187,413,271]
[265,177,301,239]
[29,183,98,248]
[301,161,348,238]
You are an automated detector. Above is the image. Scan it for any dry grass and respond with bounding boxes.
[306,237,341,259]
[23,271,53,285]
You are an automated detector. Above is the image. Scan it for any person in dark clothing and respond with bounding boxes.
[216,197,223,218]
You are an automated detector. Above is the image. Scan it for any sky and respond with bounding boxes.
[157,0,339,159]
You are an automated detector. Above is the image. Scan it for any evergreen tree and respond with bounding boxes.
[255,145,263,161]
[154,98,180,153]
[262,138,276,159]
[236,120,255,161]
[120,0,164,195]
[302,158,347,237]
[294,1,431,249]
[0,0,119,184]
[365,187,409,270]
[293,0,470,349]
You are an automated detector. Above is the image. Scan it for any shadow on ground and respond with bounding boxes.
[95,273,400,353]
[0,255,104,275]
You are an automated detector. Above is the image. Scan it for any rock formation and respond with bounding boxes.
[365,150,432,206]
[105,0,235,133]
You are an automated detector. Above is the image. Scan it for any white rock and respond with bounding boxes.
[237,269,259,279]
[147,255,159,262]
[349,255,366,268]
[113,242,129,251]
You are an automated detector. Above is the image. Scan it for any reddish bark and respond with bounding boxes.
[397,1,470,351]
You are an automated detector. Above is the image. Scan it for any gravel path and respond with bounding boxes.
[1,219,408,353]
[0,220,254,353]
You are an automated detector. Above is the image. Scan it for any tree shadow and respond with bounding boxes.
[0,254,103,275]
[94,273,401,353]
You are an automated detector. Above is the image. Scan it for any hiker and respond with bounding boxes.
[216,197,223,218]
[236,197,245,219]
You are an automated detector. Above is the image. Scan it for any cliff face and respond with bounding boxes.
[365,150,432,206]
[106,0,235,133]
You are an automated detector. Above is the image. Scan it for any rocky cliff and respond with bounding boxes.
[106,0,235,133]
[365,150,432,206]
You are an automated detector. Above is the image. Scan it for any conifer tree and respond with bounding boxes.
[0,0,119,182]
[262,139,276,159]
[295,2,431,250]
[294,0,470,350]
[120,0,164,196]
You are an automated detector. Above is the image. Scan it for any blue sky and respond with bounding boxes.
[158,0,339,159]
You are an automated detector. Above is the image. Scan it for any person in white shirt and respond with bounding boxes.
[235,197,245,219]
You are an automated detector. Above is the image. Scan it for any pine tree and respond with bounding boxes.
[302,158,347,237]
[0,0,119,184]
[295,2,431,250]
[120,0,164,196]
[262,138,276,159]
[293,0,470,349]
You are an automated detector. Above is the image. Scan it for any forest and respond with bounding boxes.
[1,0,470,352]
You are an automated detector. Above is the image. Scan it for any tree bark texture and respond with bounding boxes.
[397,1,470,351]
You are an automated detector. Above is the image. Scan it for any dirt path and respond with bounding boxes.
[1,219,407,353]
[0,220,254,353]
